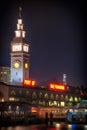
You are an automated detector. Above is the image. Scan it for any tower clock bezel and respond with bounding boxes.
[24,62,29,69]
[13,60,21,69]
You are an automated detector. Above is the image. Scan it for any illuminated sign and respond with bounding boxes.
[24,79,36,87]
[49,83,65,91]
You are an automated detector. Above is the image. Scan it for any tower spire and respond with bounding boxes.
[19,7,22,18]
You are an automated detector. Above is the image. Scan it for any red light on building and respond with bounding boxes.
[31,80,36,86]
[49,83,65,91]
[23,79,36,86]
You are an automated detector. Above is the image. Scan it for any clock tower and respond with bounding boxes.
[10,8,29,85]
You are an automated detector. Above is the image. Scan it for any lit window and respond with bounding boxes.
[18,19,22,24]
[11,90,16,96]
[68,102,72,107]
[4,72,7,74]
[58,102,60,107]
[54,101,57,106]
[39,92,43,98]
[61,101,65,106]
[1,98,4,102]
[69,96,73,101]
[16,31,21,37]
[8,105,11,111]
[21,25,23,30]
[74,97,78,102]
[50,94,54,100]
[22,31,25,37]
[44,93,48,99]
[26,91,31,97]
[17,24,20,29]
[79,97,81,101]
[32,92,37,99]
[55,94,59,100]
[60,94,64,100]
[65,95,68,101]
[9,97,15,101]
[49,101,54,106]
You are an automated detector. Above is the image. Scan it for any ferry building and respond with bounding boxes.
[0,8,86,119]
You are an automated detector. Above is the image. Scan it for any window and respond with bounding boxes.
[60,94,64,100]
[74,97,78,102]
[69,96,73,101]
[32,92,37,99]
[50,94,54,100]
[11,90,16,96]
[65,95,68,101]
[60,101,65,107]
[39,92,43,99]
[44,93,48,99]
[26,91,30,97]
[55,94,59,100]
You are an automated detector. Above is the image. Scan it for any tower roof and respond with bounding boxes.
[12,7,26,43]
[19,7,22,18]
[12,37,27,43]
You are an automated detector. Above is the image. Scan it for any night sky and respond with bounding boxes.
[0,0,87,86]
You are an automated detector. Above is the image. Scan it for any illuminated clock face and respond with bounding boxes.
[25,63,28,69]
[13,60,21,69]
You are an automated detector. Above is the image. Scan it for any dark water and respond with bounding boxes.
[0,123,87,130]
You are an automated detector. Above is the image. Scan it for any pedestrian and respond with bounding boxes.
[45,112,48,125]
[50,112,53,125]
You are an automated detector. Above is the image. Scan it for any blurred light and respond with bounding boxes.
[72,124,76,130]
[25,63,28,69]
[9,97,15,101]
[68,124,72,130]
[24,79,36,87]
[31,107,38,113]
[55,123,60,128]
[84,125,87,130]
[49,83,65,91]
